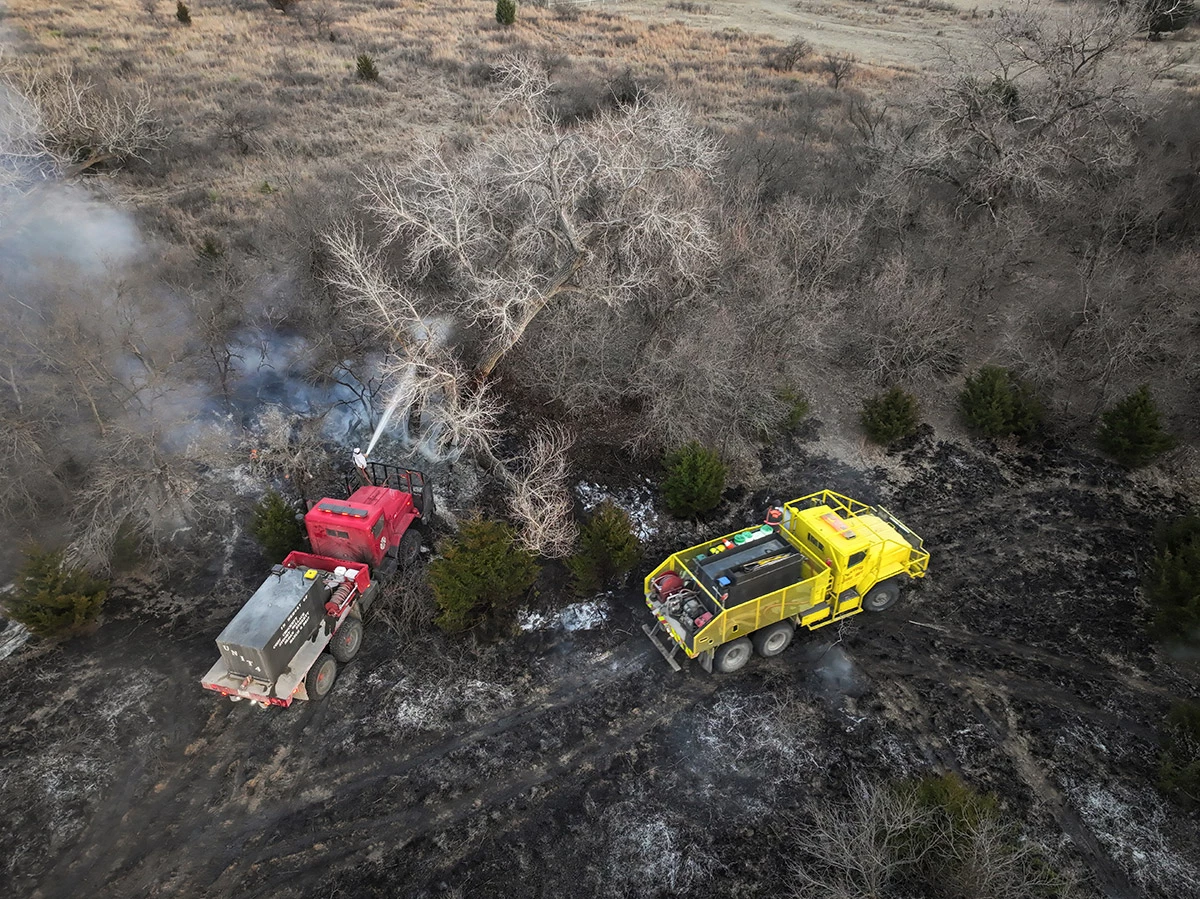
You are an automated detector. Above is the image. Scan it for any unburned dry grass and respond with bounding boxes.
[3,0,898,249]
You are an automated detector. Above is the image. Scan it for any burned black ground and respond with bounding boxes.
[3,430,1199,899]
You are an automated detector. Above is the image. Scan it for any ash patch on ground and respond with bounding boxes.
[3,435,1199,899]
[575,480,661,541]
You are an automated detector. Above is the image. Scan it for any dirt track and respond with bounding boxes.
[622,0,1200,80]
[5,430,1200,898]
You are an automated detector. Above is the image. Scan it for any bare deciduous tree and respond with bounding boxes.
[0,418,59,518]
[1143,0,1197,37]
[370,564,436,640]
[69,423,234,571]
[508,424,578,558]
[0,253,236,567]
[323,223,504,459]
[303,0,336,36]
[822,53,856,90]
[250,405,335,507]
[854,254,963,384]
[1,63,167,172]
[790,780,932,898]
[323,56,721,479]
[352,57,721,384]
[999,254,1193,421]
[767,196,863,300]
[949,813,1076,899]
[215,105,268,156]
[881,4,1152,213]
[790,778,1070,899]
[184,269,246,405]
[10,283,173,435]
[0,75,254,573]
[543,192,863,467]
[628,304,785,469]
[769,38,813,72]
[0,79,50,190]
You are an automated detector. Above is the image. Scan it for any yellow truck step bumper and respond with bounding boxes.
[642,622,683,672]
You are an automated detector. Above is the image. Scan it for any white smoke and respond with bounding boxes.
[227,327,371,441]
[0,53,216,570]
[0,53,142,282]
[0,182,141,283]
[812,642,865,695]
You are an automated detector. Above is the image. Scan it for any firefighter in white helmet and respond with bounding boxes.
[352,447,370,485]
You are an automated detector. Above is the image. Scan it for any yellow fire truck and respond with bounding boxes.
[643,490,929,673]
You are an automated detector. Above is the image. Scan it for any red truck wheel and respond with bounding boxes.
[398,529,422,567]
[306,654,338,701]
[331,618,363,663]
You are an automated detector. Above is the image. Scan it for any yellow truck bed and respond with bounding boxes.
[644,523,833,663]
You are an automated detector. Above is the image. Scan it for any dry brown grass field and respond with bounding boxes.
[630,0,1200,75]
[3,0,880,243]
[4,0,1193,284]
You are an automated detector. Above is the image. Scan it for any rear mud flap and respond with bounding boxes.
[642,622,683,672]
[357,583,379,614]
[375,554,398,582]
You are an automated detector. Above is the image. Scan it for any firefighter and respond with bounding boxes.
[764,499,784,528]
[352,447,371,485]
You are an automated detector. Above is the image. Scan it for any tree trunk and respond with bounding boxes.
[472,251,586,383]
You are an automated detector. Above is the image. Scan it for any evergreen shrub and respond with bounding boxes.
[429,517,539,633]
[861,386,920,444]
[662,442,725,517]
[567,502,640,595]
[5,548,108,639]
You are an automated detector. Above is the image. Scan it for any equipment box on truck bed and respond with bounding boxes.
[202,552,376,707]
[216,564,333,683]
[689,530,809,608]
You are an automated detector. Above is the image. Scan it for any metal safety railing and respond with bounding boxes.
[345,461,433,518]
[786,489,874,520]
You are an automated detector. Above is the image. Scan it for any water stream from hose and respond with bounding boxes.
[365,391,405,458]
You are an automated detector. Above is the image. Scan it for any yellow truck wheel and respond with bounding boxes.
[751,621,795,657]
[863,579,901,612]
[714,637,753,673]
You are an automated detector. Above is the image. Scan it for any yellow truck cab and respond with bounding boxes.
[643,490,929,673]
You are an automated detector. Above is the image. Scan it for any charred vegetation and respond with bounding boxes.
[0,1,1199,897]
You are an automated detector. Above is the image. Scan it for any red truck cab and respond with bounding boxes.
[305,463,431,572]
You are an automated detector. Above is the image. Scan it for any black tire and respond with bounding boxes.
[751,621,795,657]
[330,617,363,663]
[714,637,753,673]
[863,579,901,612]
[305,653,338,701]
[398,528,422,568]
